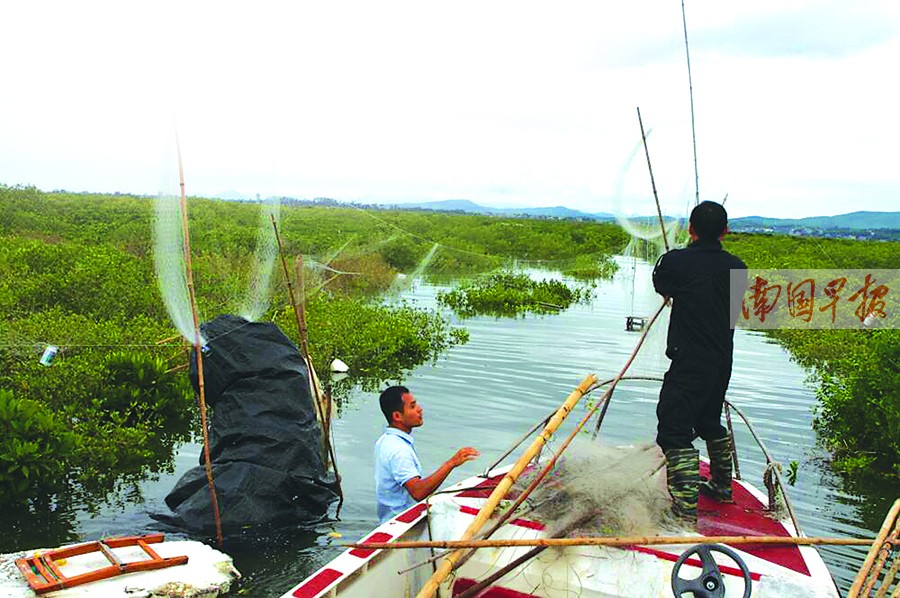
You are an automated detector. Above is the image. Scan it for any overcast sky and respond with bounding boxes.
[1,1,897,218]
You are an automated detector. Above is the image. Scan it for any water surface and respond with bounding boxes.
[45,262,897,595]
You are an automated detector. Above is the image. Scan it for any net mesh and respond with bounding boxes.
[240,199,281,321]
[513,441,671,537]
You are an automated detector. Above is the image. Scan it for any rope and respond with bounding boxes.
[724,399,802,535]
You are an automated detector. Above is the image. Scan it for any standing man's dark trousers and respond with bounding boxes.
[657,358,734,522]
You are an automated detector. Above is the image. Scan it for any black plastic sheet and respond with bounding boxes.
[156,315,338,534]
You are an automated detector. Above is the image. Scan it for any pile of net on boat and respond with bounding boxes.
[512,441,673,537]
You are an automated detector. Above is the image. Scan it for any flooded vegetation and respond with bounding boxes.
[0,184,898,594]
[437,272,595,318]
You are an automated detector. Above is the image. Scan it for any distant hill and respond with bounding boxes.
[389,199,615,220]
[396,199,500,214]
[731,211,900,230]
[215,189,252,201]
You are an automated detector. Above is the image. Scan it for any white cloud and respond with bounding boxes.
[1,1,897,218]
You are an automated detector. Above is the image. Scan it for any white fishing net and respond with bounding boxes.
[514,441,671,537]
[240,198,281,322]
[154,187,202,344]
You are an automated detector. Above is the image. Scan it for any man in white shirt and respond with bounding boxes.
[374,385,479,523]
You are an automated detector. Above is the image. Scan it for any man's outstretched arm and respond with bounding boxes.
[404,447,479,501]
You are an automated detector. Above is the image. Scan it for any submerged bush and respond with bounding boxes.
[437,272,593,318]
[775,329,900,477]
[727,234,900,479]
[560,254,619,280]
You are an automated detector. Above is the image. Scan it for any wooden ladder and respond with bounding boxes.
[15,533,189,594]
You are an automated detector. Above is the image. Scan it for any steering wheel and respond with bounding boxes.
[670,543,752,598]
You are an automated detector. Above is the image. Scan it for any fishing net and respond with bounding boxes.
[513,441,671,538]
[240,198,281,321]
[154,188,198,343]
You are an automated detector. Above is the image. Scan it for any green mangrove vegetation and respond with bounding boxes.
[0,184,627,504]
[725,233,900,477]
[437,272,594,318]
[559,254,620,280]
[1,181,897,512]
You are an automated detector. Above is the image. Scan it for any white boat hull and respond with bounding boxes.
[283,464,839,598]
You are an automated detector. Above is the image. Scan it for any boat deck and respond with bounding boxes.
[284,462,839,597]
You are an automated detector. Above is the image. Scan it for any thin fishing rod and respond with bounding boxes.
[637,107,670,253]
[682,0,700,206]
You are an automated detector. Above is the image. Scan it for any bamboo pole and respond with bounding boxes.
[353,535,874,551]
[449,301,666,576]
[175,135,223,546]
[414,374,597,598]
[877,555,900,598]
[269,221,343,512]
[483,376,665,478]
[455,547,543,598]
[270,220,328,448]
[865,527,899,596]
[680,0,700,206]
[850,498,900,597]
[637,107,669,252]
[297,258,340,477]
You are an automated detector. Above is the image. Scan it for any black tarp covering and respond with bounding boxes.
[156,314,338,534]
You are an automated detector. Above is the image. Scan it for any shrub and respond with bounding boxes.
[273,294,469,394]
[561,254,620,280]
[0,389,76,503]
[437,272,593,318]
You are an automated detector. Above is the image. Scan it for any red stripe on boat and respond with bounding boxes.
[456,476,500,499]
[292,568,342,598]
[509,517,545,531]
[349,532,393,558]
[455,471,528,500]
[698,462,810,576]
[453,577,538,597]
[460,505,480,517]
[455,465,809,577]
[396,503,428,523]
[630,546,762,581]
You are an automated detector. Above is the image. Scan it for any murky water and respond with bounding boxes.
[23,260,898,596]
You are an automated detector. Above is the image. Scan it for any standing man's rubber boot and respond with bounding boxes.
[664,447,699,526]
[700,436,734,503]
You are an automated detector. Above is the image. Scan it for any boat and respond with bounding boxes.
[281,389,842,598]
[0,534,240,597]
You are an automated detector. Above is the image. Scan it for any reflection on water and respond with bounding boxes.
[9,260,898,596]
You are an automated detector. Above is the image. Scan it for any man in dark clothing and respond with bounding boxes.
[652,201,747,524]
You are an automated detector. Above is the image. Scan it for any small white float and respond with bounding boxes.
[330,358,349,373]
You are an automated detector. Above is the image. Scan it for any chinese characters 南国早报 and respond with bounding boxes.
[734,270,895,329]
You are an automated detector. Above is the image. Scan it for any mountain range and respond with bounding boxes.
[385,199,899,230]
[213,192,899,231]
[384,199,616,220]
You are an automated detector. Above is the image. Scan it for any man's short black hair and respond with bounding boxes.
[380,385,409,424]
[689,201,728,240]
